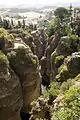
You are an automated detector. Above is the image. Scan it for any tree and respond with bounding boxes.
[3,19,10,29]
[47,17,61,37]
[47,17,71,37]
[11,18,14,26]
[54,7,68,21]
[22,19,25,29]
[17,20,21,28]
[0,16,3,28]
[69,4,73,16]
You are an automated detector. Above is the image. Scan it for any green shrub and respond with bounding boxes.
[9,34,14,40]
[0,51,9,66]
[0,28,8,36]
[47,17,71,37]
[54,55,64,65]
[20,30,32,38]
[60,78,75,93]
[11,33,19,38]
[56,64,69,82]
[45,82,61,98]
[64,87,80,104]
[32,59,37,65]
[53,87,80,120]
[0,35,4,41]
[8,46,37,69]
[0,28,8,42]
[53,107,74,120]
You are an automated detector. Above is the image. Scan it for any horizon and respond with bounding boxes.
[0,0,80,8]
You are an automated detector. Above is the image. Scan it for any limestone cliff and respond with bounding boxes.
[0,51,23,120]
[8,46,41,113]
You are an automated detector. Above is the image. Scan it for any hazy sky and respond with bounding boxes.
[0,0,80,7]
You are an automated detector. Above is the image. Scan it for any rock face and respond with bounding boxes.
[56,52,80,82]
[31,29,47,59]
[40,34,79,86]
[8,46,41,113]
[23,36,36,55]
[40,35,60,85]
[0,52,23,120]
[40,57,50,86]
[50,35,79,80]
[0,29,14,52]
[30,97,51,120]
[55,35,78,56]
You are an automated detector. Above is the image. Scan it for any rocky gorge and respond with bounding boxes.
[0,8,80,120]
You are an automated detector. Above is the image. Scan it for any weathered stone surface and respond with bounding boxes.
[56,35,78,56]
[0,29,14,52]
[40,56,47,74]
[56,52,80,82]
[31,29,47,59]
[45,35,59,57]
[67,52,80,75]
[30,97,50,120]
[23,36,36,54]
[0,52,23,120]
[8,46,41,113]
[40,56,50,86]
[41,35,60,83]
[51,51,64,79]
[50,35,79,80]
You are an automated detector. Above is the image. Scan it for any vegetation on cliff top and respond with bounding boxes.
[0,51,9,66]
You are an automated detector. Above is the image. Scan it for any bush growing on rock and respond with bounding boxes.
[20,30,32,38]
[0,28,14,50]
[54,55,64,66]
[0,28,8,49]
[8,46,37,69]
[45,82,61,98]
[56,34,79,56]
[0,28,8,36]
[9,34,15,40]
[56,63,69,82]
[60,78,75,93]
[0,51,9,66]
[56,51,80,82]
[52,87,80,120]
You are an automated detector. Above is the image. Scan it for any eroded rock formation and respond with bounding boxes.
[0,52,23,120]
[8,46,41,113]
[31,29,47,59]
